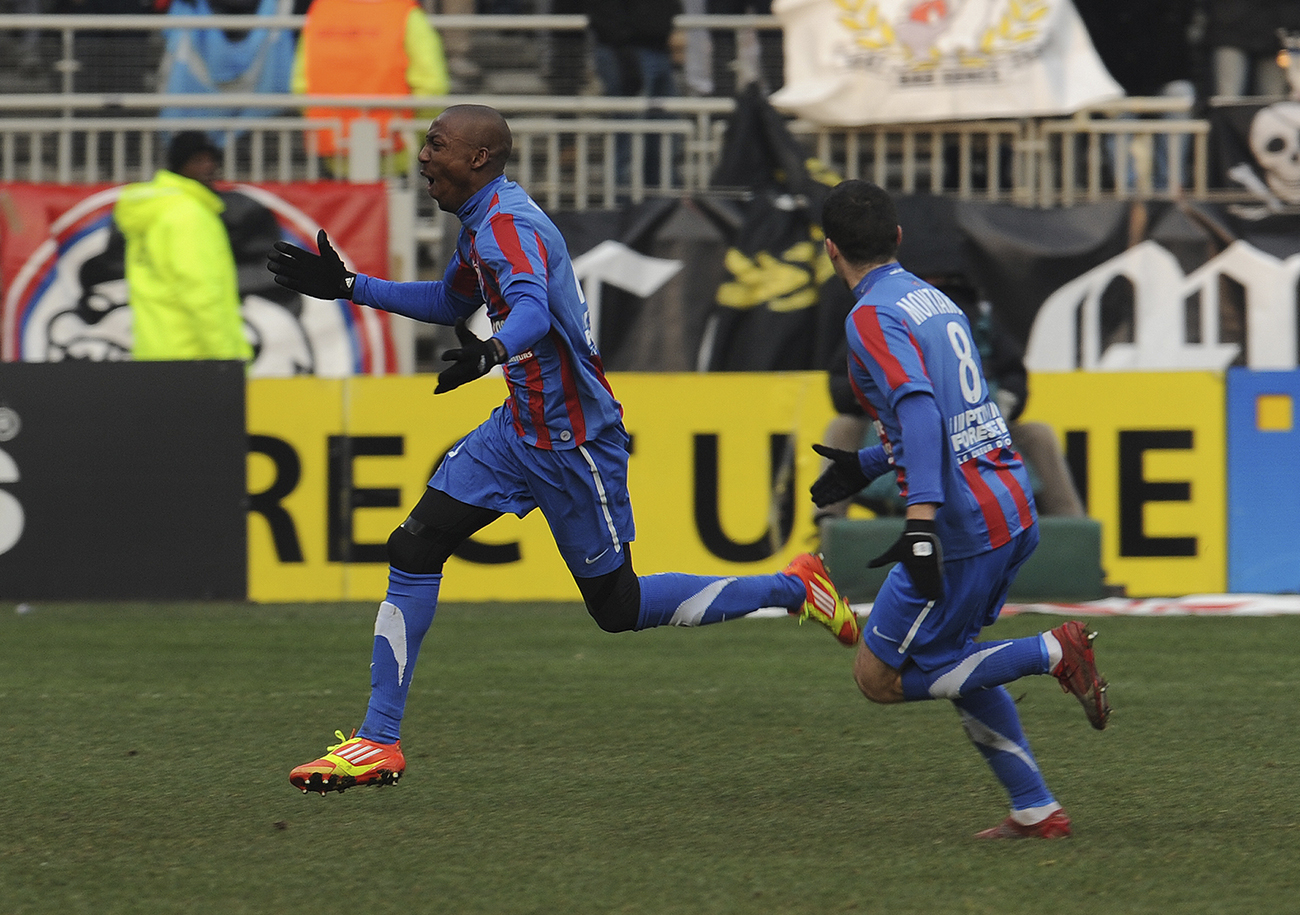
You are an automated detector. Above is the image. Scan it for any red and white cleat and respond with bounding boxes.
[975,808,1073,840]
[1050,620,1111,730]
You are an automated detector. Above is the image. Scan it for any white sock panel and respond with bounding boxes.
[1042,631,1062,672]
[1009,801,1062,826]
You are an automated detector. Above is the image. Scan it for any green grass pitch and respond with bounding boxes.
[1,601,1298,914]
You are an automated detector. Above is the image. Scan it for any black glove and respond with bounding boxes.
[435,317,504,394]
[868,518,945,600]
[810,443,871,507]
[267,229,356,300]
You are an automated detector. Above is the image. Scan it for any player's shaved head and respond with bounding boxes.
[439,104,512,176]
[419,105,515,212]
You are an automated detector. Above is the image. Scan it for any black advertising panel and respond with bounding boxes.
[0,361,246,600]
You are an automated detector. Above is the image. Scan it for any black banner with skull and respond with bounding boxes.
[1212,99,1300,217]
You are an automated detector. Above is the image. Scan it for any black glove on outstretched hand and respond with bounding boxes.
[435,318,504,394]
[267,229,356,300]
[810,443,871,507]
[868,518,945,600]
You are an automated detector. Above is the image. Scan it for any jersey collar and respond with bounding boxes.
[853,261,904,299]
[457,173,510,226]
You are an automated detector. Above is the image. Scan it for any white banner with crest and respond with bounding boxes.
[769,0,1122,126]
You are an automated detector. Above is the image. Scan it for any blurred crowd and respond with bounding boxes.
[2,0,1299,104]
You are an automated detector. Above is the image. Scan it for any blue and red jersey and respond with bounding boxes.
[845,263,1036,560]
[354,174,623,450]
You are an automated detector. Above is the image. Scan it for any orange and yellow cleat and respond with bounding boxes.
[784,552,861,647]
[289,730,406,795]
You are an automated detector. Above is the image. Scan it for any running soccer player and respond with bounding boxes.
[266,104,860,794]
[811,179,1111,840]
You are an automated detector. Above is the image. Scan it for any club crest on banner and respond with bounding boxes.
[771,0,1121,125]
[835,0,1052,73]
[1,183,396,375]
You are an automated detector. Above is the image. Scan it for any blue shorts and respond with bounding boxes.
[863,524,1039,673]
[429,406,636,578]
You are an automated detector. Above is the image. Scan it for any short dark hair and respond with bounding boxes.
[166,131,222,174]
[820,180,899,265]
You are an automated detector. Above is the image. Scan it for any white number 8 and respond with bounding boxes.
[946,321,983,404]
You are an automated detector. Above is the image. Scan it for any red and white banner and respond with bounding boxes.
[1003,595,1300,617]
[0,181,398,376]
[770,0,1122,126]
[762,595,1300,618]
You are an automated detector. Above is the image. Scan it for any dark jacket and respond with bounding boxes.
[586,0,680,49]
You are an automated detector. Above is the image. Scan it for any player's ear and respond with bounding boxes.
[825,237,839,260]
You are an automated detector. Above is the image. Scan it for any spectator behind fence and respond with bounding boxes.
[681,0,713,96]
[707,0,782,97]
[113,131,253,362]
[585,0,681,191]
[1075,0,1197,191]
[157,0,296,136]
[4,0,44,73]
[1208,0,1300,97]
[431,0,480,89]
[293,0,450,177]
[547,0,590,95]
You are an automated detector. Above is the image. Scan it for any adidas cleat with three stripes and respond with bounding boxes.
[289,730,406,795]
[784,552,861,647]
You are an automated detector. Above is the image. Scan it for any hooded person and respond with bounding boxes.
[112,131,253,362]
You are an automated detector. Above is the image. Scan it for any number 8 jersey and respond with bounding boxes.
[844,264,1037,560]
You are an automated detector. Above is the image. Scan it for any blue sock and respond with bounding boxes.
[954,687,1056,811]
[900,635,1049,700]
[635,572,804,629]
[357,567,441,743]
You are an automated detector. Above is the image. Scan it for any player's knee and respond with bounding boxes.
[585,581,640,633]
[854,646,904,704]
[386,524,452,575]
[577,555,641,633]
[854,673,897,705]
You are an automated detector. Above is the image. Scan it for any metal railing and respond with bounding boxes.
[0,11,1244,257]
[0,91,1218,202]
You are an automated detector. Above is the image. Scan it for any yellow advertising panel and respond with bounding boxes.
[248,373,838,602]
[247,377,345,600]
[1023,372,1226,597]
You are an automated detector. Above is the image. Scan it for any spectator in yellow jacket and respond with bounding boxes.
[113,132,253,363]
[292,0,450,177]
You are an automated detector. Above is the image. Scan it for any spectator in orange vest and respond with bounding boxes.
[292,0,450,177]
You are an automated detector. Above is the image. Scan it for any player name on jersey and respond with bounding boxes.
[897,287,963,325]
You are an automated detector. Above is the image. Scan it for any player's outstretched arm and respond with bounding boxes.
[267,229,356,301]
